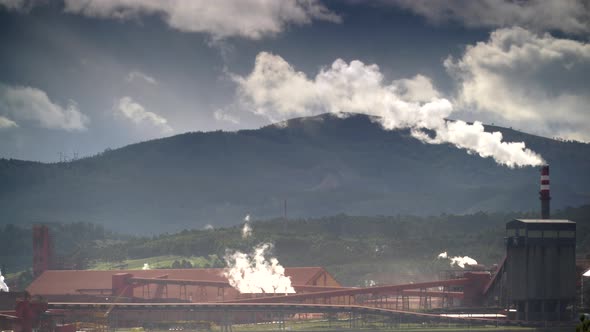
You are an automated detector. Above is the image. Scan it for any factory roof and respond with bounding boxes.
[27,267,338,301]
[514,219,575,224]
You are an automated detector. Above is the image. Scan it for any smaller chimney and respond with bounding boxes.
[32,225,52,278]
[539,165,550,219]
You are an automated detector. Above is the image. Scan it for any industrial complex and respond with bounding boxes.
[0,165,586,330]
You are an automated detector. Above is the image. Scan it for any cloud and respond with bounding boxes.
[390,0,590,35]
[0,116,17,129]
[127,70,157,85]
[392,74,441,103]
[62,0,341,40]
[115,96,173,134]
[445,27,590,142]
[0,0,30,11]
[0,84,89,131]
[233,52,544,167]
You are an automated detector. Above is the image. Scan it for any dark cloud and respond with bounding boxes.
[390,0,590,35]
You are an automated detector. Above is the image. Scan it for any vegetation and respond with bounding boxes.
[1,114,589,234]
[578,314,590,332]
[0,221,128,289]
[87,254,223,270]
[4,205,588,290]
[92,205,590,285]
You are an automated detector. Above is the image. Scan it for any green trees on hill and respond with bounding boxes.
[1,114,589,234]
[2,205,588,287]
[91,205,590,285]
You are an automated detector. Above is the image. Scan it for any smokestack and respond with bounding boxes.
[33,225,52,278]
[539,165,550,219]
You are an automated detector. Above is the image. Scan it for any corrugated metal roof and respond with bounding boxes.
[514,219,575,224]
[26,267,332,302]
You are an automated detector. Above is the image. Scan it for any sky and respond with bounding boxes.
[0,0,588,162]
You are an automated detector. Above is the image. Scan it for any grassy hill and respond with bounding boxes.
[1,113,589,234]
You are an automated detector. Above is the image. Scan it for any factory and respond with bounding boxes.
[0,165,582,330]
[26,267,341,303]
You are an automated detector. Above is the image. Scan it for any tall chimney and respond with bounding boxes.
[32,225,52,278]
[539,165,550,219]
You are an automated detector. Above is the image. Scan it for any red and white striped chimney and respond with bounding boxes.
[539,165,550,219]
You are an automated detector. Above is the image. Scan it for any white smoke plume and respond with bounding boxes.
[142,263,151,270]
[450,256,478,268]
[437,251,478,268]
[242,214,252,239]
[234,52,544,168]
[0,270,9,292]
[224,243,295,294]
[363,279,377,287]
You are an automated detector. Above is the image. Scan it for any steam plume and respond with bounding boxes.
[437,251,478,268]
[234,52,545,167]
[242,214,252,239]
[223,243,295,294]
[0,270,8,292]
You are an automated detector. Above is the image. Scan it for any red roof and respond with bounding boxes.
[27,267,333,302]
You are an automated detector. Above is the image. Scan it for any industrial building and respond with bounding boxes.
[0,165,582,330]
[483,165,578,321]
[26,267,341,303]
[504,218,576,320]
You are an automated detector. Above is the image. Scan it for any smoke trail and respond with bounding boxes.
[0,270,8,292]
[223,243,295,294]
[437,251,478,268]
[234,52,545,167]
[242,214,252,239]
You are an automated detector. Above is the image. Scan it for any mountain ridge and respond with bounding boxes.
[1,113,589,233]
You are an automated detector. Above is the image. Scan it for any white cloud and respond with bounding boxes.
[0,84,89,131]
[234,52,544,167]
[391,74,440,103]
[62,0,341,40]
[127,70,157,85]
[445,27,590,141]
[0,115,17,128]
[391,0,590,35]
[115,96,172,134]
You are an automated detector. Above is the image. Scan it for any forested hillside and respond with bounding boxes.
[5,205,588,289]
[1,113,589,233]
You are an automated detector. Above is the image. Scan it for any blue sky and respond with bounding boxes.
[0,0,588,162]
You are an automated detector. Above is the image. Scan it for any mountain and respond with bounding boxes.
[1,113,589,234]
